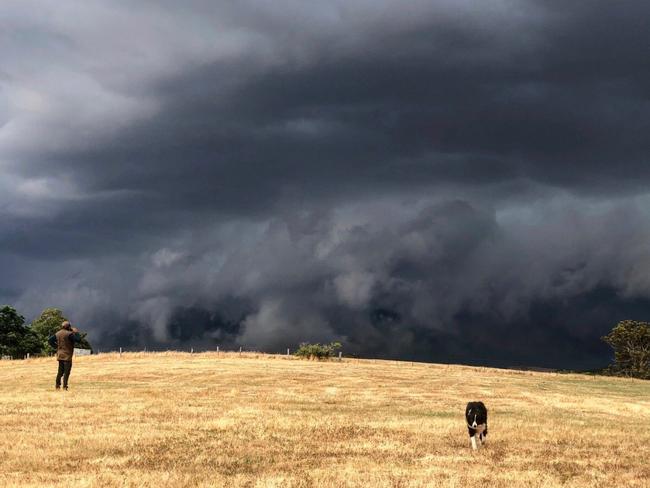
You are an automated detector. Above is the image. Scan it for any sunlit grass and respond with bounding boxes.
[1,352,648,487]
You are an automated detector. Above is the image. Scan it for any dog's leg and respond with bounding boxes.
[471,435,478,450]
[479,433,485,445]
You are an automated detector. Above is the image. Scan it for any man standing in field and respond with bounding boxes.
[48,321,81,390]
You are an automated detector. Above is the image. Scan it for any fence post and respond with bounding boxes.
[26,353,30,359]
[239,346,242,357]
[338,351,342,361]
[191,347,194,354]
[119,347,122,358]
[216,346,219,356]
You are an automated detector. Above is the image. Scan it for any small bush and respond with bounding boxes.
[294,342,342,360]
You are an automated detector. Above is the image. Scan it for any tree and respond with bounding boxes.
[31,308,93,354]
[31,308,67,354]
[0,306,42,358]
[602,320,650,379]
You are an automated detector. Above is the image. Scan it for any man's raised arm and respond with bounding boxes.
[71,327,81,343]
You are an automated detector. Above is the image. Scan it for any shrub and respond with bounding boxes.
[294,342,342,360]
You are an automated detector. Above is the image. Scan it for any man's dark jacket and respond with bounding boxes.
[48,329,80,361]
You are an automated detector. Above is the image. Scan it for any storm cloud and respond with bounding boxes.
[2,1,650,368]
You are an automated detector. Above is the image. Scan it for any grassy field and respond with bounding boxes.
[0,352,648,487]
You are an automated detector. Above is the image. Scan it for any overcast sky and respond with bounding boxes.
[2,1,649,368]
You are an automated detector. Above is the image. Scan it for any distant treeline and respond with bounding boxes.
[0,306,92,359]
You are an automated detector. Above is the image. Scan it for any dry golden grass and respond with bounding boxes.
[1,352,649,487]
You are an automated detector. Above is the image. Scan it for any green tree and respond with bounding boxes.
[0,306,42,358]
[602,320,650,379]
[31,308,67,354]
[31,308,93,354]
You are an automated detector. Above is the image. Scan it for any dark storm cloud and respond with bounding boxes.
[2,1,650,367]
[69,197,650,369]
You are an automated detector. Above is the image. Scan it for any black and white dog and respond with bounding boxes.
[465,401,488,450]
